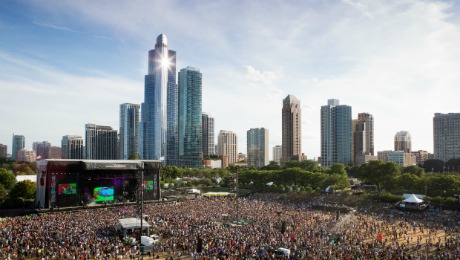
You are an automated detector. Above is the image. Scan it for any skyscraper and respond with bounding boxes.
[140,34,177,161]
[119,103,140,160]
[433,113,460,162]
[394,131,412,153]
[247,128,269,168]
[61,135,84,159]
[352,113,374,165]
[0,144,7,158]
[281,95,302,164]
[85,124,118,160]
[33,141,51,160]
[202,113,215,155]
[12,134,25,161]
[321,99,352,167]
[217,130,238,166]
[177,67,202,168]
[273,145,282,164]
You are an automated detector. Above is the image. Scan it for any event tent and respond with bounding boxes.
[402,194,424,204]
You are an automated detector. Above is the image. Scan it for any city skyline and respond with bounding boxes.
[1,1,460,160]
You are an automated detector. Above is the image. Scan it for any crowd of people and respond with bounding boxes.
[1,193,460,259]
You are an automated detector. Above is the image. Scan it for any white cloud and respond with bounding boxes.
[242,65,280,85]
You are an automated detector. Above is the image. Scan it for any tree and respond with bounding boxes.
[128,153,140,160]
[8,180,36,200]
[422,159,444,172]
[0,168,16,190]
[329,163,346,175]
[0,183,7,200]
[402,166,424,177]
[261,161,281,170]
[358,160,400,192]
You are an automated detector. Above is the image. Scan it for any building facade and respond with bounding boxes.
[33,141,51,160]
[48,146,62,159]
[177,67,202,168]
[433,113,460,162]
[85,124,118,160]
[273,145,282,164]
[352,113,374,165]
[281,95,302,164]
[321,99,352,167]
[119,103,140,160]
[411,150,429,166]
[17,148,36,162]
[394,131,412,153]
[61,135,84,159]
[217,130,238,166]
[12,134,25,161]
[140,34,177,161]
[202,113,215,156]
[378,150,415,167]
[0,144,7,158]
[247,128,269,168]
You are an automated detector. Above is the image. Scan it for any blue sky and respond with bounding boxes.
[1,0,460,160]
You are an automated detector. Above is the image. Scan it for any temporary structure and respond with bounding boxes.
[402,194,423,204]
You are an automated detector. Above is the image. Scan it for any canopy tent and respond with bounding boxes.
[118,218,151,239]
[402,194,424,204]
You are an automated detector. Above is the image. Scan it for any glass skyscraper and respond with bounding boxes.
[119,103,140,160]
[202,113,215,155]
[247,128,269,168]
[12,134,25,161]
[321,99,352,167]
[433,113,460,162]
[140,34,177,161]
[178,67,202,168]
[85,124,118,160]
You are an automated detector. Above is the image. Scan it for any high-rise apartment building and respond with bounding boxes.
[12,134,25,161]
[433,113,460,162]
[33,141,51,160]
[177,67,202,168]
[394,131,412,153]
[378,150,415,167]
[352,113,374,165]
[247,128,269,168]
[85,124,118,160]
[281,95,302,164]
[61,135,84,159]
[412,150,429,166]
[119,103,140,160]
[273,145,282,164]
[140,34,177,161]
[0,144,7,158]
[321,99,352,167]
[17,148,36,163]
[202,113,215,155]
[217,130,238,166]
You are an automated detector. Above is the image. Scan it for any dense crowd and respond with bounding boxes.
[1,193,460,259]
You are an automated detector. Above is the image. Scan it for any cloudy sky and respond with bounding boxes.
[1,0,460,160]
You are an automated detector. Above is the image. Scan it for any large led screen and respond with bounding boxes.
[93,187,114,202]
[58,183,77,195]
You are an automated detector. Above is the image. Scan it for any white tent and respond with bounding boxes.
[118,218,151,238]
[402,194,424,204]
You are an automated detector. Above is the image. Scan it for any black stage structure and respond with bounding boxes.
[36,160,161,209]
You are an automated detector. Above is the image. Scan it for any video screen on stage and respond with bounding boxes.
[144,180,154,190]
[58,183,77,195]
[93,187,114,202]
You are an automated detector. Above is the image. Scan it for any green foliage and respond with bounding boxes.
[11,162,36,175]
[261,161,281,170]
[8,180,36,200]
[284,160,319,172]
[402,166,424,177]
[0,183,7,200]
[128,153,139,160]
[366,192,403,203]
[358,161,400,192]
[0,168,16,190]
[328,163,347,175]
[422,159,444,172]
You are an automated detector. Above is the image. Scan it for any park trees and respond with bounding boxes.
[358,160,400,192]
[0,168,16,190]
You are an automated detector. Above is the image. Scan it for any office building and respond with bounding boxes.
[85,124,118,160]
[281,95,302,164]
[140,34,177,161]
[394,131,412,153]
[33,141,51,160]
[352,113,374,165]
[177,67,202,168]
[411,150,429,167]
[61,135,84,159]
[378,150,415,167]
[247,128,269,168]
[273,145,282,164]
[202,113,215,155]
[433,113,460,162]
[217,130,238,167]
[48,146,62,159]
[0,144,7,158]
[321,99,352,167]
[119,103,140,160]
[12,134,25,161]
